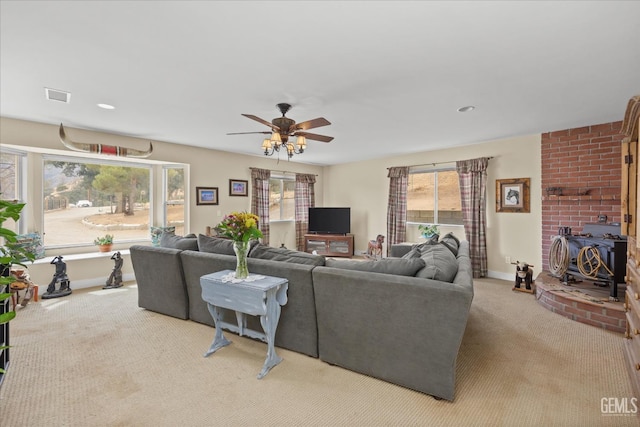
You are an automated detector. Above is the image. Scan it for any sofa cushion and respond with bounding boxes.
[197,234,235,255]
[326,257,426,277]
[249,244,326,266]
[415,244,459,282]
[439,232,461,256]
[160,233,199,251]
[401,248,421,259]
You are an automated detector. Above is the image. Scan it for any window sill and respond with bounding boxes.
[32,249,131,265]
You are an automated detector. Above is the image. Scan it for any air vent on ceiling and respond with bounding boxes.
[44,87,71,103]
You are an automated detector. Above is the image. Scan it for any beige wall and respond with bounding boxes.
[323,134,542,280]
[0,117,323,287]
[2,117,541,284]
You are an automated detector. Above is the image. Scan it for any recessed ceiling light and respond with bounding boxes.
[97,103,115,110]
[457,106,475,113]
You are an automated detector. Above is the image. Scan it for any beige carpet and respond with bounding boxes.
[0,277,637,426]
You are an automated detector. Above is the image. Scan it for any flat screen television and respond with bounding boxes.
[308,207,351,235]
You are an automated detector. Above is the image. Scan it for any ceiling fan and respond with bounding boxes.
[228,103,333,158]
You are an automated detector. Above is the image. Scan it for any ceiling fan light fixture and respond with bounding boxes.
[271,132,282,144]
[229,103,332,160]
[296,135,307,150]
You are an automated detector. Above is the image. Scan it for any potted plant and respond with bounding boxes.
[418,224,440,239]
[94,234,114,252]
[1,199,35,380]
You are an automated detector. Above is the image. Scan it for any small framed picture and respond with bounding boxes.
[196,187,219,205]
[229,179,248,197]
[496,178,530,213]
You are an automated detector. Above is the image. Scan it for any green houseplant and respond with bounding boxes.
[94,234,114,252]
[1,199,35,376]
[418,224,440,238]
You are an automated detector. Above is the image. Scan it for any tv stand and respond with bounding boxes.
[304,234,354,258]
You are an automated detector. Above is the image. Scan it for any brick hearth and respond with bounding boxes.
[534,271,626,334]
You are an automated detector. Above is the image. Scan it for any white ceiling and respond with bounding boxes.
[1,1,639,166]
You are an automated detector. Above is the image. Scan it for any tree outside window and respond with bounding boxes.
[43,159,151,246]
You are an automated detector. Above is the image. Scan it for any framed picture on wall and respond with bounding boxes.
[496,178,530,213]
[229,179,248,197]
[196,187,219,205]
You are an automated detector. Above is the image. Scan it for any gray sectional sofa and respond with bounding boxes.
[130,232,474,401]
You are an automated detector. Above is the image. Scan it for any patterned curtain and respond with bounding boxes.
[387,166,409,245]
[251,168,271,245]
[294,174,316,251]
[456,157,490,278]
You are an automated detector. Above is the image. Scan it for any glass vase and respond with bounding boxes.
[233,240,250,279]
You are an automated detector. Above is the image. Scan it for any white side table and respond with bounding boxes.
[200,270,288,379]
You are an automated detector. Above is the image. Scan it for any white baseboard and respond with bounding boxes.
[486,270,513,282]
[63,273,136,291]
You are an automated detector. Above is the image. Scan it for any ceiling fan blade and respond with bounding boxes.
[291,117,331,132]
[241,114,280,131]
[295,131,334,143]
[227,131,272,135]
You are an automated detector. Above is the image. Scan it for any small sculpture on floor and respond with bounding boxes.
[43,255,72,299]
[9,269,37,307]
[366,234,385,259]
[512,261,535,294]
[104,251,124,289]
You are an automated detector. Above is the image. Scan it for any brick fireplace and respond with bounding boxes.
[538,121,626,332]
[541,121,624,271]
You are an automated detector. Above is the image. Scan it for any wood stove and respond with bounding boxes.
[563,223,627,301]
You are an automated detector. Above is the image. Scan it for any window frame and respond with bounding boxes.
[162,164,187,232]
[0,149,27,234]
[407,165,462,226]
[41,154,154,249]
[269,174,295,222]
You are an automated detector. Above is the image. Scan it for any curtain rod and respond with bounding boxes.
[387,156,493,170]
[249,167,317,176]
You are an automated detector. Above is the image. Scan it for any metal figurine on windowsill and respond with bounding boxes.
[42,255,72,299]
[103,251,123,289]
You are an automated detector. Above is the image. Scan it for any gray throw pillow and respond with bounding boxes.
[197,234,235,255]
[412,234,439,253]
[401,248,421,259]
[439,232,460,256]
[249,244,326,266]
[326,257,426,276]
[160,233,199,251]
[415,244,459,282]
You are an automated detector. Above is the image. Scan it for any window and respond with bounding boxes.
[43,157,152,247]
[0,151,25,233]
[164,166,185,235]
[269,176,295,221]
[407,168,462,225]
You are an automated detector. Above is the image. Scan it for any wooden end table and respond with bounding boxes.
[200,270,288,379]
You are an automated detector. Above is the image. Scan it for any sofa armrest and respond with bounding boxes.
[130,245,189,319]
